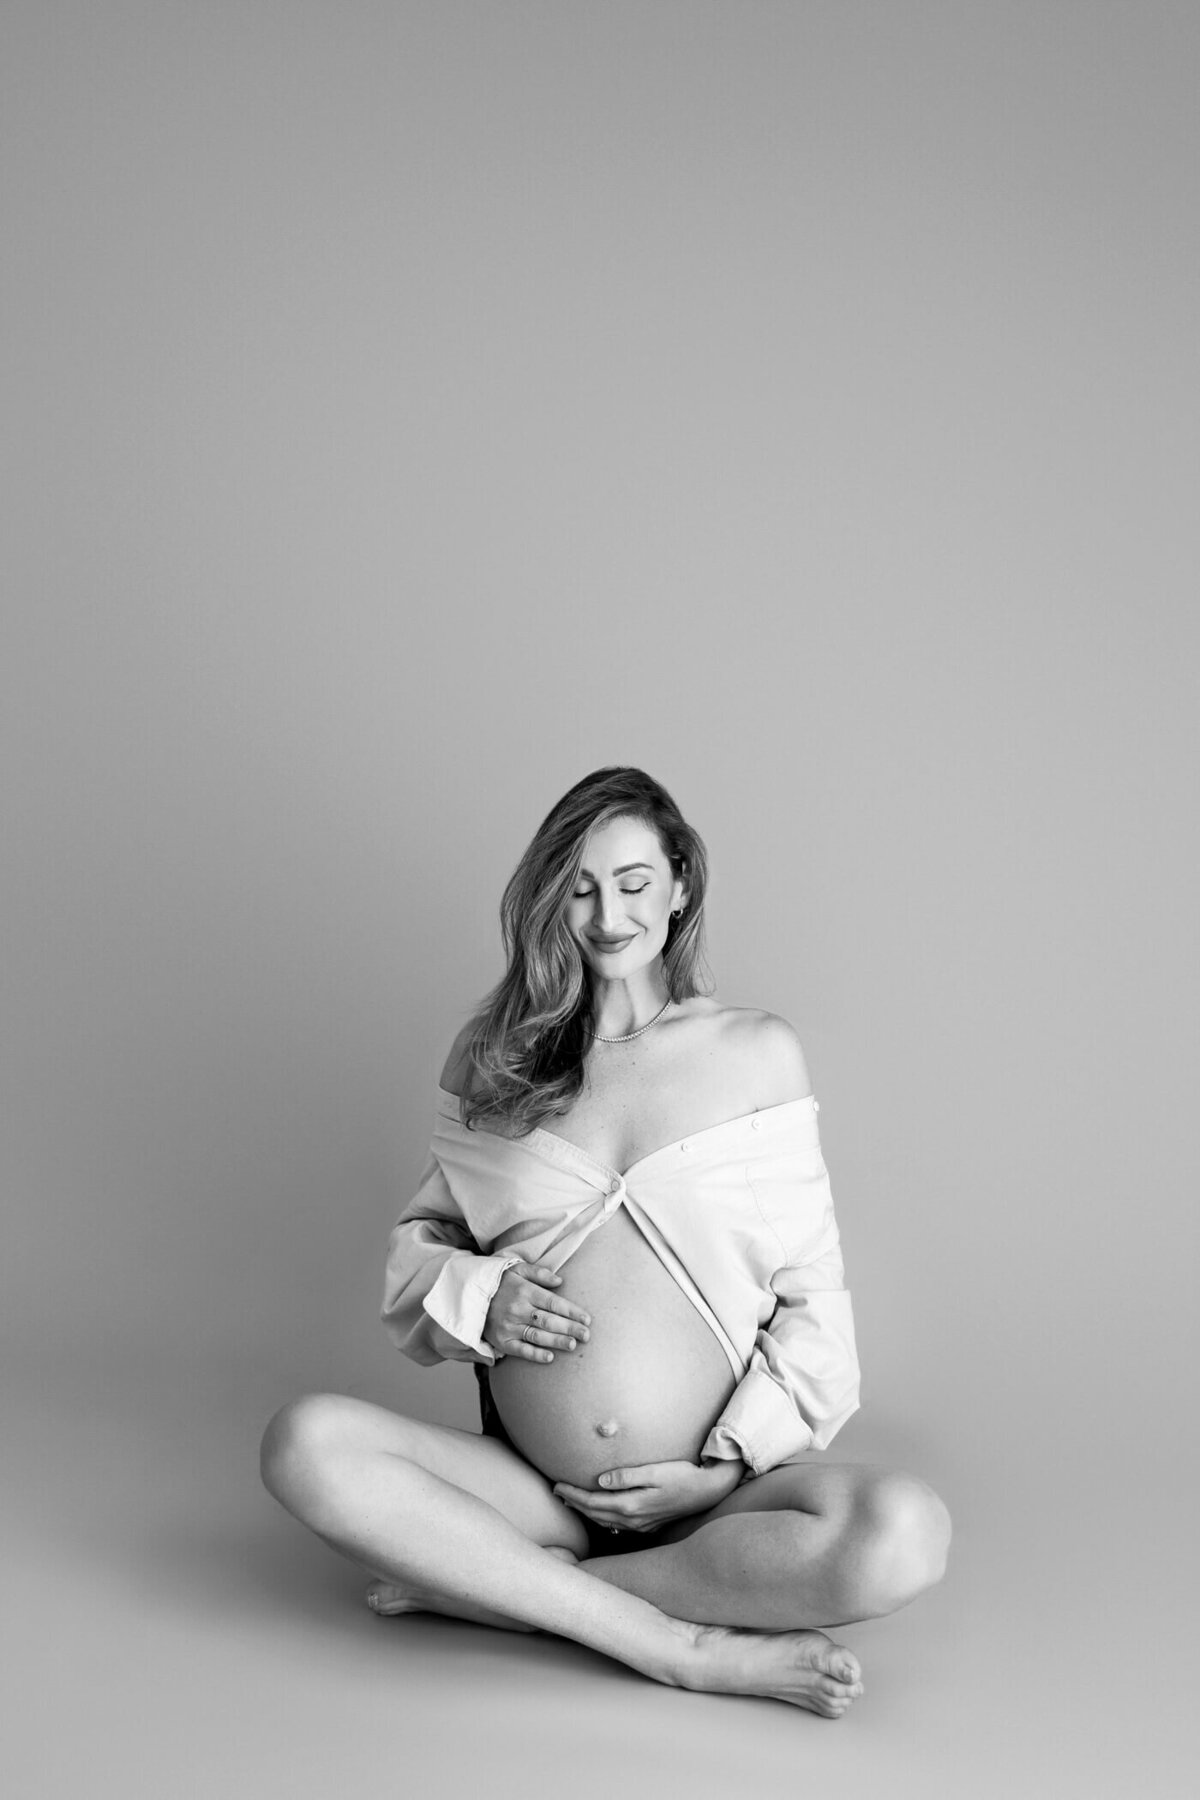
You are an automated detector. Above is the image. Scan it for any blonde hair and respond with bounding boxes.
[462,767,711,1135]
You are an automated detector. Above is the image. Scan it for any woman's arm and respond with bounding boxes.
[382,1024,591,1367]
[701,1013,860,1472]
[700,1239,861,1473]
[380,1146,523,1365]
[382,1023,520,1364]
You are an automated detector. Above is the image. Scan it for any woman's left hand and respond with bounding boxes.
[552,1458,746,1533]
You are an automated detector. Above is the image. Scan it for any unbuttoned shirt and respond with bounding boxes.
[381,1087,861,1476]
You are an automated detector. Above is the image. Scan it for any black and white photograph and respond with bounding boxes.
[4,5,1196,1796]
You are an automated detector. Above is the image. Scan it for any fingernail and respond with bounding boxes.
[568,1338,576,1349]
[599,1474,610,1487]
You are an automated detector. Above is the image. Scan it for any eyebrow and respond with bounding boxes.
[577,862,655,879]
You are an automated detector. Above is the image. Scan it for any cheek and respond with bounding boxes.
[641,905,670,939]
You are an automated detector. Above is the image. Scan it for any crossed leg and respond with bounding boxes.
[581,1458,952,1629]
[261,1393,949,1718]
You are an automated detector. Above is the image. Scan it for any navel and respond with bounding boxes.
[594,1419,620,1439]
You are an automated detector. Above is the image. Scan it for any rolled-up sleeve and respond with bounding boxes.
[701,1229,861,1475]
[381,1149,519,1366]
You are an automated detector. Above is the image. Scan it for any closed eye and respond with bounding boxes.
[572,885,650,899]
[623,885,649,894]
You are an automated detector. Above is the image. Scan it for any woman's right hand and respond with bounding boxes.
[484,1262,591,1363]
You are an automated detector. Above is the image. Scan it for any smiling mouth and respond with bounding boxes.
[591,936,634,952]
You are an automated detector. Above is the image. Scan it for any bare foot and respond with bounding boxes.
[366,1576,539,1631]
[683,1624,864,1718]
[365,1546,580,1633]
[366,1579,422,1618]
[365,1565,861,1716]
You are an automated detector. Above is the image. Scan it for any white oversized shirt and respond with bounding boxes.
[381,1086,861,1476]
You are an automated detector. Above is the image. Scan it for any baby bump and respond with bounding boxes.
[488,1207,736,1487]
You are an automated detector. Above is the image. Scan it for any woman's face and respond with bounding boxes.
[565,815,685,982]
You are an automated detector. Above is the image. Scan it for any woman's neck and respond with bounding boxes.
[591,968,670,1041]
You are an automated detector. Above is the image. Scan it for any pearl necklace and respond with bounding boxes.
[593,998,673,1044]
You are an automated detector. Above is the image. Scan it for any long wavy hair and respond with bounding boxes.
[460,767,712,1135]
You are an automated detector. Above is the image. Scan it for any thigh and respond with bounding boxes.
[653,1456,881,1546]
[310,1393,590,1554]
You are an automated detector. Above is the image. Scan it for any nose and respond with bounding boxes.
[592,889,628,934]
[595,897,625,934]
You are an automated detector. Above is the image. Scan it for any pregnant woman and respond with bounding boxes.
[261,767,951,1716]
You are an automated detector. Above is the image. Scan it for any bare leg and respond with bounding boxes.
[576,1461,951,1628]
[268,1398,589,1631]
[261,1395,864,1718]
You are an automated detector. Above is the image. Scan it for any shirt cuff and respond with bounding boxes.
[422,1252,521,1364]
[701,1368,817,1476]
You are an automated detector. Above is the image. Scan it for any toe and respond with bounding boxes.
[365,1581,408,1614]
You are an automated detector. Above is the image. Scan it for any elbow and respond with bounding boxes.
[381,1308,441,1367]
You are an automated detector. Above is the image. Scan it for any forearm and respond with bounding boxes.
[695,1456,747,1505]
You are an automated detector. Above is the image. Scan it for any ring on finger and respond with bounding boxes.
[522,1324,537,1344]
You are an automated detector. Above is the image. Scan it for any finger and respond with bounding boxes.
[507,1336,554,1363]
[552,1482,596,1508]
[553,1493,606,1522]
[597,1466,661,1491]
[523,1314,581,1352]
[526,1306,585,1344]
[552,1490,630,1528]
[517,1263,562,1286]
[557,1476,644,1519]
[535,1291,592,1330]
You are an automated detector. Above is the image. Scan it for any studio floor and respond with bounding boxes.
[5,1348,1192,1800]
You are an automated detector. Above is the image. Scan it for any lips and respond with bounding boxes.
[591,936,634,952]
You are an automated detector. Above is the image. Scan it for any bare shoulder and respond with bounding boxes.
[438,1016,482,1098]
[708,1004,813,1110]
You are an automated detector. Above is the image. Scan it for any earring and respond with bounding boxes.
[671,907,684,918]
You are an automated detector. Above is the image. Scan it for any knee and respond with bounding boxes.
[847,1471,952,1618]
[259,1392,351,1510]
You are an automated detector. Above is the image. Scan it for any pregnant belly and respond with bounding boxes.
[488,1206,736,1487]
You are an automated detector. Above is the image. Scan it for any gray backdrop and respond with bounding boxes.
[4,4,1196,1797]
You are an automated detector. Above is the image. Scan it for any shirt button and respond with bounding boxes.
[679,1141,689,1153]
[609,1177,621,1194]
[750,1115,761,1130]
